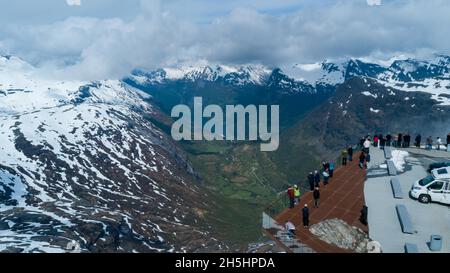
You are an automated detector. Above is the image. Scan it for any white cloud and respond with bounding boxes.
[367,0,382,6]
[297,63,322,72]
[1,0,450,80]
[66,0,81,6]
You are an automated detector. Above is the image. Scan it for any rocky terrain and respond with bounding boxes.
[310,219,371,253]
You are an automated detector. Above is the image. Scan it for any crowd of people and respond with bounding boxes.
[366,132,450,151]
[285,159,338,231]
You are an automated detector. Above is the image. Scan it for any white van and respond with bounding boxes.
[431,167,450,180]
[410,167,450,205]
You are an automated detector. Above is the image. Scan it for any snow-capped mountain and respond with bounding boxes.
[130,64,273,86]
[0,55,227,253]
[128,54,450,104]
[287,55,450,105]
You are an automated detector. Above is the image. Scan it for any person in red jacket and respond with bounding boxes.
[374,136,379,148]
[287,186,295,209]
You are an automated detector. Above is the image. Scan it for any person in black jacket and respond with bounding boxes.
[386,134,392,146]
[313,187,320,208]
[380,136,386,149]
[302,204,310,228]
[415,134,422,148]
[403,134,408,148]
[447,133,450,147]
[348,146,354,162]
[314,170,321,187]
[360,206,368,226]
[308,172,315,192]
[359,152,366,169]
[397,133,403,148]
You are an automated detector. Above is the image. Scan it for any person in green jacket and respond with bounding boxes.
[294,185,301,205]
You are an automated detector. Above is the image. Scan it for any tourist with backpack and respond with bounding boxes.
[322,169,330,186]
[329,161,335,177]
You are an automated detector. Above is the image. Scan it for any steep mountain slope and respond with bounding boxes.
[0,56,227,253]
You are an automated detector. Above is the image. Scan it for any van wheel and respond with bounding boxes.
[419,194,431,204]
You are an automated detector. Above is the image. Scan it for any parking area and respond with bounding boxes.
[364,147,450,253]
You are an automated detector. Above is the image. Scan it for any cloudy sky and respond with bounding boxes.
[0,0,449,80]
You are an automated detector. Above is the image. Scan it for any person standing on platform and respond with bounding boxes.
[287,186,295,209]
[348,146,354,162]
[359,152,366,169]
[342,149,348,166]
[314,170,321,187]
[294,185,301,205]
[302,204,310,228]
[313,187,320,209]
[397,133,403,148]
[386,134,392,147]
[329,161,335,177]
[447,133,450,149]
[308,172,315,192]
[415,134,422,148]
[322,169,330,186]
[437,137,442,151]
[380,136,386,149]
[374,135,379,148]
[363,138,371,154]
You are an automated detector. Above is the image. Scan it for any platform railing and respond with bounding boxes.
[263,193,290,219]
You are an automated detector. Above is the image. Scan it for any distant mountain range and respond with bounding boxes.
[128,54,450,105]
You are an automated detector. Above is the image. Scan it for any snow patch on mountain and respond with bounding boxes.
[362,91,378,99]
[286,62,346,87]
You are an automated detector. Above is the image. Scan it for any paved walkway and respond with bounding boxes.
[365,147,450,253]
[275,154,368,253]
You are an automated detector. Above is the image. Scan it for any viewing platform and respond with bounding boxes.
[264,144,450,253]
[263,153,368,253]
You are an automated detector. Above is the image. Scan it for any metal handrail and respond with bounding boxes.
[263,193,290,219]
